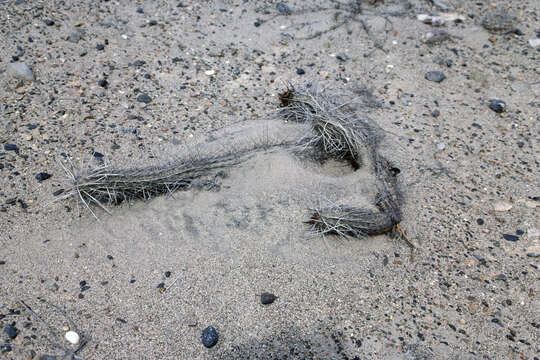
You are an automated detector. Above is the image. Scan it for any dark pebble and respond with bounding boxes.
[133,60,146,67]
[0,344,11,353]
[136,7,143,13]
[137,93,152,104]
[177,2,186,7]
[476,218,484,225]
[80,50,88,57]
[276,3,292,15]
[4,144,18,152]
[148,20,158,26]
[52,189,64,196]
[107,255,114,260]
[488,99,506,113]
[157,282,165,289]
[425,71,446,83]
[35,172,52,182]
[431,109,440,117]
[336,53,349,62]
[201,326,218,348]
[261,292,277,305]
[79,280,86,287]
[527,253,539,258]
[98,79,108,87]
[516,229,524,235]
[503,234,519,242]
[81,285,90,292]
[0,261,5,265]
[96,44,105,51]
[93,152,104,159]
[3,325,18,339]
[254,21,261,27]
[296,68,305,75]
[43,19,54,26]
[165,271,171,278]
[116,317,127,323]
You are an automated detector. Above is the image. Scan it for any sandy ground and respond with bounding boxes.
[1,0,539,359]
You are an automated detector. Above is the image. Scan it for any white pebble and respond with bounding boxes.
[493,201,512,212]
[205,70,215,76]
[65,331,80,345]
[529,39,540,48]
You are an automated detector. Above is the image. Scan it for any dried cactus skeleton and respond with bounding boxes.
[58,82,407,241]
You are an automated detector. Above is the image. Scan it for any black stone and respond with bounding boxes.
[98,79,108,87]
[276,3,292,15]
[137,93,152,104]
[93,152,104,159]
[488,99,506,113]
[296,68,305,75]
[336,53,349,62]
[4,144,18,151]
[476,218,484,225]
[201,326,218,348]
[148,20,158,26]
[107,255,114,260]
[133,60,146,67]
[503,234,519,242]
[254,21,261,27]
[431,109,440,117]
[425,71,446,83]
[516,229,524,236]
[261,292,277,305]
[165,271,171,278]
[52,189,64,196]
[136,7,143,13]
[0,344,11,353]
[96,44,105,51]
[43,19,54,26]
[35,172,52,182]
[157,282,165,289]
[3,325,18,339]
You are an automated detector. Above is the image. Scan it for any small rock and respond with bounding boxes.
[136,93,152,104]
[205,70,215,76]
[6,62,35,81]
[488,99,506,113]
[79,50,88,57]
[165,271,171,277]
[35,172,52,182]
[296,68,305,75]
[0,344,11,353]
[425,71,446,83]
[261,292,277,305]
[436,143,445,150]
[65,331,80,345]
[53,189,64,196]
[201,326,218,348]
[3,325,18,339]
[502,234,519,242]
[336,53,349,62]
[96,44,105,51]
[528,39,540,48]
[43,19,55,26]
[276,3,292,15]
[98,79,108,87]
[431,109,440,117]
[493,201,512,212]
[148,20,158,26]
[4,144,18,152]
[136,7,143,13]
